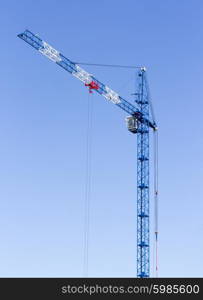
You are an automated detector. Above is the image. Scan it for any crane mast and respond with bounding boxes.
[18,30,157,278]
[136,70,150,277]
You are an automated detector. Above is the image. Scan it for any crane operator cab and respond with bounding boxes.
[126,116,138,134]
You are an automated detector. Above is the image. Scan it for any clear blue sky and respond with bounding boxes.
[1,0,203,277]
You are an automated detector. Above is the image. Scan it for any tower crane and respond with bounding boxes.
[18,29,158,278]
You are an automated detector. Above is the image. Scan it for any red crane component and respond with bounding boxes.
[85,81,99,93]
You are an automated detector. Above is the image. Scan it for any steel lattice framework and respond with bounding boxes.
[136,71,150,277]
[18,29,157,278]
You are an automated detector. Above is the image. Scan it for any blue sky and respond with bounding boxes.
[0,0,203,277]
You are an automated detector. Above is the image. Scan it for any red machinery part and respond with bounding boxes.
[85,81,99,93]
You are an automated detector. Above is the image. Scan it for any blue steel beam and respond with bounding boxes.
[18,30,156,129]
[136,69,150,277]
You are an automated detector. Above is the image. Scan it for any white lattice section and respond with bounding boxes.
[39,41,62,62]
[103,86,121,104]
[72,65,92,84]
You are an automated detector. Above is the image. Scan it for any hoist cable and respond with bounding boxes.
[144,72,156,126]
[153,129,159,277]
[83,93,93,277]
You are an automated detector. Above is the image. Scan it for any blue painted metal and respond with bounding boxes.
[18,30,157,278]
[136,69,150,277]
[18,30,156,129]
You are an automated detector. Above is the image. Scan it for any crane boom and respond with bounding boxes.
[17,30,156,129]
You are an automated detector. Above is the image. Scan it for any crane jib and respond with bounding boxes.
[17,29,156,129]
